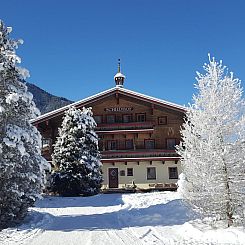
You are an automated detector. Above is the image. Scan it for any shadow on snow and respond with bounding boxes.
[23,195,195,232]
[35,193,124,208]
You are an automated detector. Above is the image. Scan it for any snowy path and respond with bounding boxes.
[1,192,245,245]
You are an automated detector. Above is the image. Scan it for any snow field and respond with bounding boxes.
[1,192,245,245]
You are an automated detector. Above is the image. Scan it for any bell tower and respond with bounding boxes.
[114,59,126,87]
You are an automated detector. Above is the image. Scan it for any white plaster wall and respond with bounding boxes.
[101,160,182,189]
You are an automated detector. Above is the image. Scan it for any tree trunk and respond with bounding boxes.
[222,157,233,227]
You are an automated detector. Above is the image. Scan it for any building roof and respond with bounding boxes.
[31,86,186,124]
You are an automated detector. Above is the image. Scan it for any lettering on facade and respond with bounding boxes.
[104,107,133,112]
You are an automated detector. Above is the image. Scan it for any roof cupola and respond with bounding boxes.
[114,59,125,87]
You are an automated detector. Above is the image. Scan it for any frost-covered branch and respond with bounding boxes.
[177,55,245,227]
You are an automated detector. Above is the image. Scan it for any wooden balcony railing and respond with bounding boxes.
[101,149,179,159]
[99,139,179,152]
[96,121,155,131]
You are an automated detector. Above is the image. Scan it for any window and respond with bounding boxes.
[42,138,51,148]
[158,116,167,125]
[127,168,133,176]
[107,140,117,150]
[125,139,133,149]
[106,115,115,123]
[116,115,122,123]
[166,139,176,150]
[145,139,155,149]
[123,114,133,123]
[136,113,146,122]
[94,115,102,124]
[120,170,125,176]
[169,167,178,179]
[147,167,156,180]
[98,141,104,151]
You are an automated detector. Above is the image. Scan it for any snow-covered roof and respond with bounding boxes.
[121,87,186,111]
[114,72,126,79]
[31,86,186,124]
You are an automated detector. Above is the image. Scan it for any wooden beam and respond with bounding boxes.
[151,104,154,115]
[116,93,119,104]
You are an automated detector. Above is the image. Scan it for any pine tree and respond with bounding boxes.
[177,55,245,227]
[80,107,103,195]
[51,106,102,196]
[0,20,49,229]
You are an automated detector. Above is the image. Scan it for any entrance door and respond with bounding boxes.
[108,168,119,188]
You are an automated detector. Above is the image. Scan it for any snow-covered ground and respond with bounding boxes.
[1,192,245,245]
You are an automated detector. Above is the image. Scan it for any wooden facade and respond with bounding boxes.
[31,83,185,190]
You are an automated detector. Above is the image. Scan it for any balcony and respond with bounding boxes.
[96,121,155,132]
[101,149,179,161]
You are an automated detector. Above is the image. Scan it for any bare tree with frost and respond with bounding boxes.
[0,20,49,229]
[177,55,245,227]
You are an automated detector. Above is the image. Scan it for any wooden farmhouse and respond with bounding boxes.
[31,63,186,191]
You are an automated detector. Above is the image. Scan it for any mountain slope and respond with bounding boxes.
[26,83,73,114]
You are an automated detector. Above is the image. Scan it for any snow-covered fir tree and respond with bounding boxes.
[80,107,103,195]
[51,106,103,196]
[177,55,245,227]
[0,20,49,229]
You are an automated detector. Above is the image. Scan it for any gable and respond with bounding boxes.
[31,87,186,125]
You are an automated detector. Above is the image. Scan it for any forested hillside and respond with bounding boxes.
[26,83,73,114]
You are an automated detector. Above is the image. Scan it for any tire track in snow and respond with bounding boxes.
[128,227,177,245]
[104,229,142,245]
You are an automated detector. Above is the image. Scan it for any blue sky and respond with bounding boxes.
[1,0,245,105]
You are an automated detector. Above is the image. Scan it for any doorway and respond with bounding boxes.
[108,168,119,188]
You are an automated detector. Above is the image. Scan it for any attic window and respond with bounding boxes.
[136,113,146,122]
[106,115,115,123]
[123,114,133,123]
[158,116,167,125]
